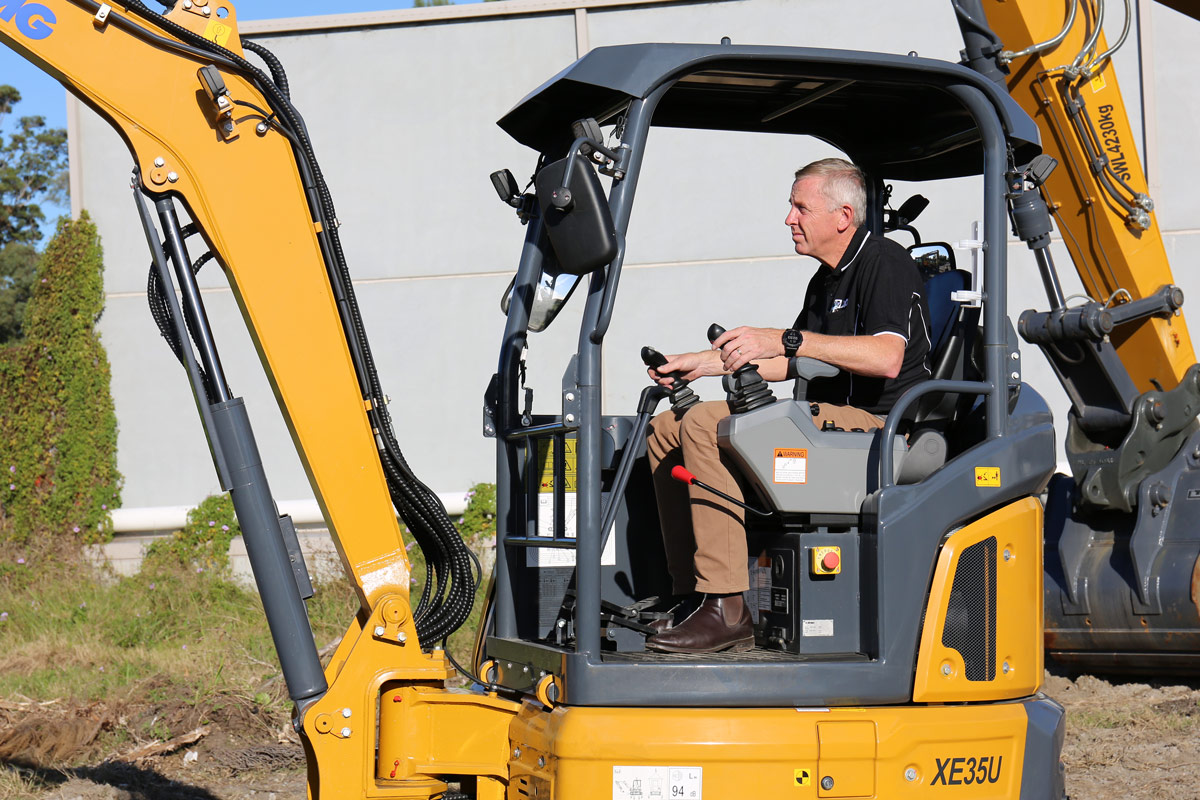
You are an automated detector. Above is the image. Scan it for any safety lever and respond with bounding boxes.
[671,466,773,518]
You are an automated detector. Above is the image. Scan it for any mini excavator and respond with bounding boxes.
[4,0,1197,797]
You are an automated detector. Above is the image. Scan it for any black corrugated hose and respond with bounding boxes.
[122,1,478,646]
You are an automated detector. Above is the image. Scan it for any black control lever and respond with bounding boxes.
[641,346,700,415]
[707,324,775,413]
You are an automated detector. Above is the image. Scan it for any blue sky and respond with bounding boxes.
[1,1,463,233]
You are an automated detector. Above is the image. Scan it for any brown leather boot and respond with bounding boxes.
[644,593,754,654]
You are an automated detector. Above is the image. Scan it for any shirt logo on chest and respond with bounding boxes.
[831,298,850,312]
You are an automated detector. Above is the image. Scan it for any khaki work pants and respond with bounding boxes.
[646,399,884,594]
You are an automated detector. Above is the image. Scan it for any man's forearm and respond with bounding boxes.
[754,356,790,382]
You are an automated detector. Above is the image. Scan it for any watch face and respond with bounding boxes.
[783,329,803,350]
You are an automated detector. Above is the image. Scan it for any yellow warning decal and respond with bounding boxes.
[975,467,1001,487]
[793,768,812,787]
[1090,72,1107,93]
[774,448,808,484]
[537,437,578,492]
[204,20,233,47]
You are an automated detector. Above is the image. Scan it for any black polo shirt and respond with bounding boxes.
[793,227,931,416]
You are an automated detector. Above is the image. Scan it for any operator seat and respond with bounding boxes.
[716,266,980,510]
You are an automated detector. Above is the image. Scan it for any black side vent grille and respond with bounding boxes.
[941,535,997,681]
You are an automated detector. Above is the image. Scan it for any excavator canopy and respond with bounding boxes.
[499,43,1041,181]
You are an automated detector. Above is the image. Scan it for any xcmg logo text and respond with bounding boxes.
[0,1,57,41]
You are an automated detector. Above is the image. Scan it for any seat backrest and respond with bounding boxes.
[924,269,970,357]
[912,269,982,431]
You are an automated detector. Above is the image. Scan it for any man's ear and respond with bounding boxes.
[836,205,854,233]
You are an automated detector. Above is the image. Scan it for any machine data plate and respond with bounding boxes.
[612,766,702,800]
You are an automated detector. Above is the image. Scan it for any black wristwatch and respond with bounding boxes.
[782,328,804,358]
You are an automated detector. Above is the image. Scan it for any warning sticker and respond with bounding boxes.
[974,467,1001,487]
[613,766,701,800]
[1090,72,1107,93]
[774,448,808,484]
[529,493,617,567]
[746,555,771,625]
[793,768,812,787]
[537,438,578,492]
[802,619,834,637]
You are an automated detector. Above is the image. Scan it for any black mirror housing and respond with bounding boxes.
[535,155,618,276]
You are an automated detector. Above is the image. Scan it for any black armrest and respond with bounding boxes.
[789,357,840,401]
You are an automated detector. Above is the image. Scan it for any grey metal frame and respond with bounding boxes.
[489,47,1057,708]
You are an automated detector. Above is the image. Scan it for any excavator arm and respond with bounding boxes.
[975,0,1195,390]
[1,3,512,798]
[961,0,1200,672]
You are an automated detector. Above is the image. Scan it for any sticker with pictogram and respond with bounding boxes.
[774,448,808,484]
[974,467,1001,487]
[794,768,812,787]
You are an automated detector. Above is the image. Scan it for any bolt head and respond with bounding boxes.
[1003,661,1011,674]
[513,748,521,758]
[202,6,211,14]
[397,631,408,643]
[537,756,546,768]
[373,625,385,637]
[1003,549,1012,562]
[256,122,269,135]
[565,413,576,423]
[223,121,234,133]
[1011,371,1020,381]
[821,776,834,791]
[942,664,952,676]
[340,727,351,738]
[153,157,165,168]
[905,767,917,782]
[565,392,575,402]
[167,172,179,183]
[342,707,352,718]
[1011,351,1019,360]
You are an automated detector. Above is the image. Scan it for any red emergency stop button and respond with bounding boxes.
[811,546,842,575]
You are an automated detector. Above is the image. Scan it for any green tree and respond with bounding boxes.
[0,214,121,548]
[0,242,38,344]
[0,85,69,247]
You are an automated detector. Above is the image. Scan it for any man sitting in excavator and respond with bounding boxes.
[644,158,933,654]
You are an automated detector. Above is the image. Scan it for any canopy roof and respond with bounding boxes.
[499,44,1041,181]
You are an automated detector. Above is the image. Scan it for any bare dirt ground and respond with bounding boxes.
[0,669,1197,799]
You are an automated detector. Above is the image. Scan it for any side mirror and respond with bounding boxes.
[500,262,583,333]
[908,242,956,276]
[535,155,618,276]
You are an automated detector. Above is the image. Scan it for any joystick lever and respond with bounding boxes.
[641,346,700,415]
[707,323,776,413]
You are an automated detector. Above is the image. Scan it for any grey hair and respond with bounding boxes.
[794,158,867,228]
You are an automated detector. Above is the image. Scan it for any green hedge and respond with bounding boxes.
[0,214,121,546]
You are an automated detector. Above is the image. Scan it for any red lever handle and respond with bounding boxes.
[670,465,696,485]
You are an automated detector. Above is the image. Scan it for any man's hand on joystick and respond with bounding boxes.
[641,346,700,413]
[710,323,787,373]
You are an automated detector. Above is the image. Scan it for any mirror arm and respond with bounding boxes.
[589,232,627,344]
[552,136,621,209]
